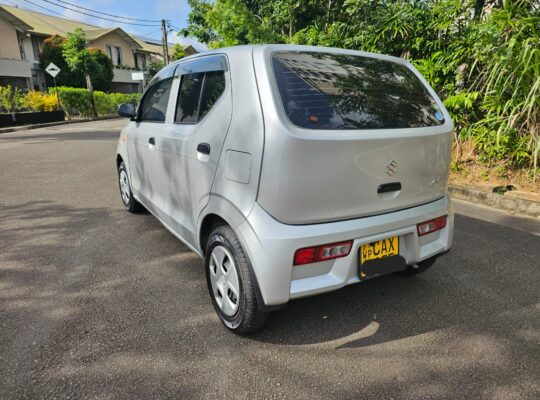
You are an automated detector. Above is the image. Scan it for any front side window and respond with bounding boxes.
[272,51,445,130]
[139,78,173,122]
[175,70,226,123]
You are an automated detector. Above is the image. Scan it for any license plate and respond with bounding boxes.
[360,236,399,266]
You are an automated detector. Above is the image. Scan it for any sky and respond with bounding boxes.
[1,0,206,50]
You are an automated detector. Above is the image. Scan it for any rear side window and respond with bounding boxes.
[175,71,226,123]
[139,78,173,122]
[176,73,204,123]
[199,71,226,120]
[272,51,445,130]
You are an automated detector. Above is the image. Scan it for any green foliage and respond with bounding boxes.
[52,86,140,118]
[0,85,24,112]
[41,33,114,91]
[148,61,164,77]
[53,87,92,117]
[94,91,140,115]
[87,48,114,92]
[63,28,92,76]
[181,0,540,179]
[41,35,85,88]
[171,44,186,61]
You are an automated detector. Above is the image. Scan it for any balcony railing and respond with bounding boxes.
[112,67,148,83]
[0,58,32,78]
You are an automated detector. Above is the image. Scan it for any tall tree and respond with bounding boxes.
[63,28,98,117]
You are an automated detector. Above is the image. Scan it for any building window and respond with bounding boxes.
[107,45,122,66]
[31,36,42,60]
[17,32,26,60]
[135,53,146,71]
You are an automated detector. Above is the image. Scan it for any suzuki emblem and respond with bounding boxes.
[386,160,398,176]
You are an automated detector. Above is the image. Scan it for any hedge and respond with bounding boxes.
[50,87,140,118]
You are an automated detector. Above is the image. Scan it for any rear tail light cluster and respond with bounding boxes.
[293,240,353,266]
[417,215,447,236]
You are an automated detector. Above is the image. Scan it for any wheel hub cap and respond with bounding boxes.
[209,246,240,317]
[119,170,130,204]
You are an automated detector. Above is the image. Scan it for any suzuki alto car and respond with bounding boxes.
[116,45,454,334]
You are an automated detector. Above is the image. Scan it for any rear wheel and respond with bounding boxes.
[118,161,143,213]
[399,255,438,276]
[205,225,268,334]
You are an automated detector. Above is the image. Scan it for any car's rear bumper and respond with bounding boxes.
[236,195,454,306]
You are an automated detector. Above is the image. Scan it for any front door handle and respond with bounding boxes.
[197,143,210,155]
[149,137,155,146]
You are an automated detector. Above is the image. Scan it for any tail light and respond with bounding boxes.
[417,215,447,237]
[293,240,353,266]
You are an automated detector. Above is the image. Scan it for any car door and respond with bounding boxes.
[157,55,232,247]
[126,67,176,213]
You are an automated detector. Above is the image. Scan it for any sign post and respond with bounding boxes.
[45,63,61,111]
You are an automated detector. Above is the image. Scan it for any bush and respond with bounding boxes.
[0,85,24,113]
[52,86,140,118]
[53,87,93,117]
[24,91,59,112]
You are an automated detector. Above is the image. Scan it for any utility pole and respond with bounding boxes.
[161,19,169,65]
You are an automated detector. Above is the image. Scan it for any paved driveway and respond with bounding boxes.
[1,120,539,399]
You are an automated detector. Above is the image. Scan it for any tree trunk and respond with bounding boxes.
[85,74,98,118]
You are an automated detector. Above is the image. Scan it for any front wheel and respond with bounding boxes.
[205,225,268,334]
[118,161,143,213]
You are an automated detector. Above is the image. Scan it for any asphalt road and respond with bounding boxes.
[1,119,539,399]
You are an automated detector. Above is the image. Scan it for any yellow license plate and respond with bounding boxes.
[360,236,399,266]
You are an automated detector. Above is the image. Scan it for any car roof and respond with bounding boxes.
[169,44,406,67]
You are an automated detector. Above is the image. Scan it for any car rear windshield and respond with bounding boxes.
[272,51,445,130]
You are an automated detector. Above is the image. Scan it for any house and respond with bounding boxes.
[0,4,197,93]
[0,7,33,90]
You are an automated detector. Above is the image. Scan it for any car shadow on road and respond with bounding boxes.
[251,213,540,348]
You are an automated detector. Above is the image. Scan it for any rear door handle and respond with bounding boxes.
[197,143,210,155]
[148,137,155,145]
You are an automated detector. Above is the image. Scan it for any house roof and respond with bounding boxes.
[1,4,97,36]
[0,4,197,56]
[85,27,142,49]
[0,6,32,31]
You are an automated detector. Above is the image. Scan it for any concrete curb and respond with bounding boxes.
[449,184,540,218]
[0,115,122,134]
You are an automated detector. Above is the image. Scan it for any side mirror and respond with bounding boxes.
[118,103,136,118]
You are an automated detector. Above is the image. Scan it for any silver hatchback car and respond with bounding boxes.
[116,44,454,334]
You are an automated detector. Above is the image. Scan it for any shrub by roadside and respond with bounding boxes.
[1,85,140,118]
[50,87,140,118]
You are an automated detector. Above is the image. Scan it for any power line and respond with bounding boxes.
[140,27,163,37]
[50,0,161,23]
[28,0,161,26]
[21,0,68,18]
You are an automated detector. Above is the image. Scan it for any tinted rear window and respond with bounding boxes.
[272,51,445,130]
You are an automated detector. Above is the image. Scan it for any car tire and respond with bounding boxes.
[118,161,143,213]
[398,255,438,276]
[205,225,268,334]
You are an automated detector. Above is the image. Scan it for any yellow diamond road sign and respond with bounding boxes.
[45,62,61,78]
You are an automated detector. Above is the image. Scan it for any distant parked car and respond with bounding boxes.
[116,45,454,334]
